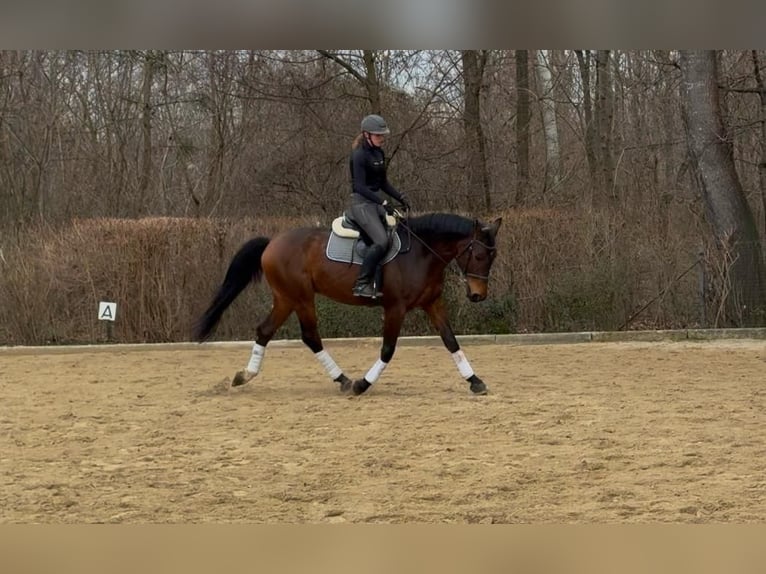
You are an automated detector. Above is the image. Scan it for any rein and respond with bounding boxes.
[393,210,495,282]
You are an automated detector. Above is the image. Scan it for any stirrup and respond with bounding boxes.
[352,282,375,298]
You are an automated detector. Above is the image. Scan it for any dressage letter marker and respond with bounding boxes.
[98,301,117,321]
[98,301,117,342]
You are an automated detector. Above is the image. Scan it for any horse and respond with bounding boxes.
[193,210,502,396]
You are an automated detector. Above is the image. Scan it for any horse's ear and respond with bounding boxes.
[481,217,502,238]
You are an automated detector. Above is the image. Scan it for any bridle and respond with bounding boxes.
[453,238,496,281]
[393,209,496,283]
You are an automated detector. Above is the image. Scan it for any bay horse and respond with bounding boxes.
[193,211,502,395]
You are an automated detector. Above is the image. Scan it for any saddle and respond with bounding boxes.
[326,213,401,266]
[331,213,397,239]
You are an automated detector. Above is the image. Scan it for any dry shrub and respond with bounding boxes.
[487,205,703,332]
[0,216,315,345]
[0,207,707,346]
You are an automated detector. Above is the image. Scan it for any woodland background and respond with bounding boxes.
[0,50,764,346]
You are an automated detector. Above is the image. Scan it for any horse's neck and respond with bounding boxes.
[416,237,460,266]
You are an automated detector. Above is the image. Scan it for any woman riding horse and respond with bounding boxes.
[347,114,411,298]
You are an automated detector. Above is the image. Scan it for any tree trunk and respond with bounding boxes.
[362,50,381,114]
[575,50,598,208]
[680,50,766,325]
[138,51,154,214]
[534,50,561,195]
[515,50,530,207]
[461,50,491,211]
[752,50,766,239]
[204,51,230,217]
[595,50,615,203]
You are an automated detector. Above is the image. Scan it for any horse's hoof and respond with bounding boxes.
[352,378,372,396]
[468,376,488,395]
[336,374,353,394]
[232,370,252,387]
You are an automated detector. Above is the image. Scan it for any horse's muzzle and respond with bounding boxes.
[466,278,488,302]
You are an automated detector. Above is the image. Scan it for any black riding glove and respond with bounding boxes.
[398,192,411,210]
[382,200,396,215]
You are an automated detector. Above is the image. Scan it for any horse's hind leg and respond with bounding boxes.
[232,296,293,387]
[295,302,353,393]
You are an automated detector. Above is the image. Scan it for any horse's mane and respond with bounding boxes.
[404,213,475,241]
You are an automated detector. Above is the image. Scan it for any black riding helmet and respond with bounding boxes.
[361,114,390,135]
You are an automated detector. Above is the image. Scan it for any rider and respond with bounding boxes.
[347,113,411,298]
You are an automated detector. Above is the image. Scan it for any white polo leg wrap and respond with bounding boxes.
[451,350,475,379]
[364,359,388,384]
[246,343,266,375]
[315,350,343,380]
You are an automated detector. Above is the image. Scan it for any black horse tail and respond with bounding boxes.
[193,237,271,342]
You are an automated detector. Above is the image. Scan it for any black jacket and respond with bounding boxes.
[349,138,403,205]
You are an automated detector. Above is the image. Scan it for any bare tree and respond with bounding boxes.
[515,50,531,206]
[575,50,616,205]
[752,50,766,236]
[680,50,766,324]
[138,51,156,213]
[534,50,561,195]
[316,49,382,113]
[575,50,598,204]
[461,50,491,211]
[595,50,615,202]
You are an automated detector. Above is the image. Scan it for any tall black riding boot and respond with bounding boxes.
[373,264,384,298]
[353,244,385,298]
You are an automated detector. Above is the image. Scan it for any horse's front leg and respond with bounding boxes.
[424,297,488,395]
[352,305,405,396]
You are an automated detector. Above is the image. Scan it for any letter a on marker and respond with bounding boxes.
[98,302,117,321]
